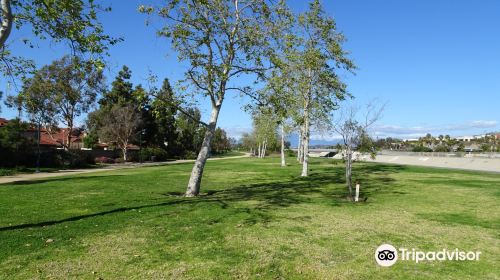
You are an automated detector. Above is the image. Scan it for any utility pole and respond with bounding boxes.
[36,122,41,173]
[139,129,146,163]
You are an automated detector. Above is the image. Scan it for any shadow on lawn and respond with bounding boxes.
[0,163,405,232]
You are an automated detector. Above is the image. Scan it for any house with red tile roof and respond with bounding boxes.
[1,118,138,151]
[24,127,85,149]
[1,118,84,149]
[0,118,8,127]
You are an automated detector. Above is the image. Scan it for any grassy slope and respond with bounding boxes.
[0,157,498,279]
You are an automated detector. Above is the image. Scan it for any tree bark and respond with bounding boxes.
[257,142,261,158]
[345,148,353,199]
[280,124,286,167]
[123,147,128,161]
[0,0,13,49]
[297,130,302,162]
[65,123,73,151]
[263,139,267,158]
[301,109,310,177]
[185,105,220,197]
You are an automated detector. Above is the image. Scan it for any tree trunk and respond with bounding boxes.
[263,139,267,158]
[280,124,286,167]
[257,142,261,158]
[345,148,353,199]
[66,126,72,151]
[122,147,128,161]
[297,130,302,162]
[0,0,13,49]
[185,105,220,197]
[301,110,310,177]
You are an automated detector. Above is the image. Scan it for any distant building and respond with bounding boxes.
[456,135,474,142]
[24,127,85,150]
[0,118,8,127]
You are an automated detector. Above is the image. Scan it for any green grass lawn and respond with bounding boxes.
[209,150,246,158]
[0,157,498,279]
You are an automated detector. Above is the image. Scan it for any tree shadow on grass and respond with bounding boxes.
[0,163,406,232]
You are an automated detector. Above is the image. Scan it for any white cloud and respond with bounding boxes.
[222,125,252,139]
[310,133,343,141]
[221,120,498,141]
[370,120,498,138]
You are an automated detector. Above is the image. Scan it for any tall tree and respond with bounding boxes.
[99,66,134,107]
[176,107,205,158]
[211,128,231,154]
[151,78,179,156]
[141,0,290,196]
[252,108,278,158]
[10,74,57,168]
[98,104,142,161]
[89,66,155,149]
[290,0,355,177]
[20,56,104,150]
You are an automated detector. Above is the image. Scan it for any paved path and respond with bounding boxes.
[0,153,250,185]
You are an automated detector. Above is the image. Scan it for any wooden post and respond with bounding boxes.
[355,182,360,202]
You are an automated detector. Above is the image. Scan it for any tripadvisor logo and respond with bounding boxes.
[375,244,481,267]
[375,244,398,267]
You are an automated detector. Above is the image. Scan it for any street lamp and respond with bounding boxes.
[35,122,41,173]
[139,129,146,164]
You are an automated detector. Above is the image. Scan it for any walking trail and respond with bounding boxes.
[0,153,250,185]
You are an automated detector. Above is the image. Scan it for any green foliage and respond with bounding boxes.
[176,107,205,157]
[434,145,451,152]
[1,0,120,78]
[480,143,491,152]
[210,128,231,155]
[66,150,95,168]
[83,134,98,149]
[19,55,105,149]
[151,78,179,155]
[285,148,296,157]
[98,66,134,107]
[13,0,120,54]
[0,168,14,176]
[412,145,433,152]
[97,104,142,160]
[251,108,279,151]
[0,118,30,150]
[143,0,285,103]
[357,132,377,159]
[139,147,169,162]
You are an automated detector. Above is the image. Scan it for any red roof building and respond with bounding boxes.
[24,127,85,149]
[0,118,8,127]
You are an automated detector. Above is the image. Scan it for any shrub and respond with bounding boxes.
[67,150,95,168]
[412,145,433,152]
[285,149,296,157]
[0,169,14,176]
[95,156,114,164]
[114,158,125,164]
[184,151,198,159]
[434,145,451,152]
[139,147,169,162]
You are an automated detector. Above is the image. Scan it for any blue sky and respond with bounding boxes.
[1,0,499,142]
